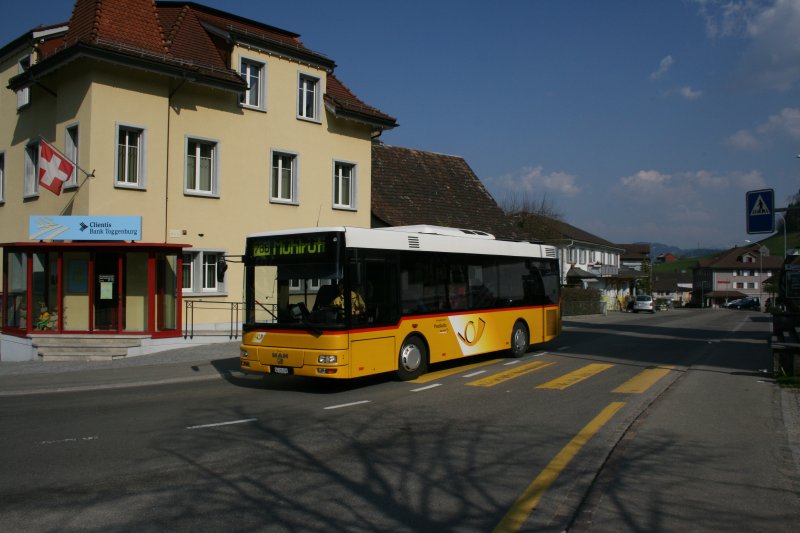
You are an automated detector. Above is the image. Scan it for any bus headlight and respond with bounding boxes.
[318,354,338,364]
[240,349,249,359]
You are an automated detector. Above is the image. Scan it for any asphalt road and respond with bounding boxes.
[0,308,798,532]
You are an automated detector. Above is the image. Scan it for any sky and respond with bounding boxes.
[3,0,799,250]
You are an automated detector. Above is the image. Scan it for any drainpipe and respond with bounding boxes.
[562,240,574,286]
[165,78,189,242]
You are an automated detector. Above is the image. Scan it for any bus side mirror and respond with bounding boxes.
[217,259,228,283]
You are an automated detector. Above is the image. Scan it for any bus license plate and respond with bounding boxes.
[272,366,292,375]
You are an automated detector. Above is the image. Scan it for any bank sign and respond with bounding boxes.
[29,216,142,241]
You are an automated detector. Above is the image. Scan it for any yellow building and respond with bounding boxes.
[0,0,396,360]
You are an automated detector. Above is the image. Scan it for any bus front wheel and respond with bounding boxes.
[397,336,428,381]
[510,321,529,357]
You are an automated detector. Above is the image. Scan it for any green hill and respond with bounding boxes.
[652,230,800,273]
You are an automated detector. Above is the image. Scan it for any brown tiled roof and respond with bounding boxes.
[65,0,166,54]
[617,243,651,260]
[511,213,620,250]
[9,0,394,126]
[160,5,227,69]
[695,245,784,271]
[371,143,518,240]
[325,75,397,128]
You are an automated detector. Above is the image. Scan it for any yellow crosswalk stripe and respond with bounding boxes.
[410,358,504,383]
[493,401,626,532]
[612,366,674,394]
[466,360,555,387]
[536,363,614,390]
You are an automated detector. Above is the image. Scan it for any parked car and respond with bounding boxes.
[727,297,760,310]
[655,298,672,311]
[633,295,655,313]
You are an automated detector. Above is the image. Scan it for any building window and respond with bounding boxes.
[333,161,356,209]
[182,250,225,294]
[65,125,79,188]
[17,56,30,109]
[182,253,193,291]
[0,152,5,203]
[271,151,297,204]
[202,253,218,292]
[185,138,218,196]
[240,58,265,110]
[24,141,39,198]
[116,125,145,188]
[297,73,320,121]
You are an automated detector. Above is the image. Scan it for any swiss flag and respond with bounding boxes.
[38,140,75,195]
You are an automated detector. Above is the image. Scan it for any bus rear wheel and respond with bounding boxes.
[510,321,529,357]
[397,336,427,381]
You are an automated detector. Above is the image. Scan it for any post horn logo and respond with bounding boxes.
[457,318,486,347]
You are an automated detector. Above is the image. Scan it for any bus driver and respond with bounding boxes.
[332,281,366,316]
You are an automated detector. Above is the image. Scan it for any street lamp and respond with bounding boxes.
[745,240,764,311]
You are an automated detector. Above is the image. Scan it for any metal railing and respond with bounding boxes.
[183,300,243,340]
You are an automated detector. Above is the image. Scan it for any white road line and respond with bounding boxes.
[39,436,99,445]
[410,383,442,392]
[186,418,258,430]
[323,400,371,410]
[557,346,570,351]
[504,360,522,366]
[463,370,487,378]
[533,351,548,356]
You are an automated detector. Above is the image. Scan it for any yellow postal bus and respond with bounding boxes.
[239,225,561,380]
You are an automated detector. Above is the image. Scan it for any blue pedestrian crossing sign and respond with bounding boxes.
[746,189,774,234]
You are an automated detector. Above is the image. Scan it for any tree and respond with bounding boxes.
[500,192,564,241]
[777,188,800,233]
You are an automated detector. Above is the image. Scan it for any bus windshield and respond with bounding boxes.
[246,232,350,329]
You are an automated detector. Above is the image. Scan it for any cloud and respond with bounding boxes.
[619,168,765,195]
[727,129,761,150]
[693,0,800,90]
[649,55,675,80]
[619,170,671,194]
[486,166,581,197]
[679,85,703,100]
[727,107,800,149]
[609,167,767,247]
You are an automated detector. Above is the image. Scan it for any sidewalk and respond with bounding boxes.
[0,341,244,396]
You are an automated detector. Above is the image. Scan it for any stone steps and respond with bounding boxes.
[30,335,148,361]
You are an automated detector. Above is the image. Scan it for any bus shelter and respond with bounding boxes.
[2,242,185,337]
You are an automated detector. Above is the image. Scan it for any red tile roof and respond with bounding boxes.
[325,75,397,127]
[12,0,395,128]
[65,0,166,54]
